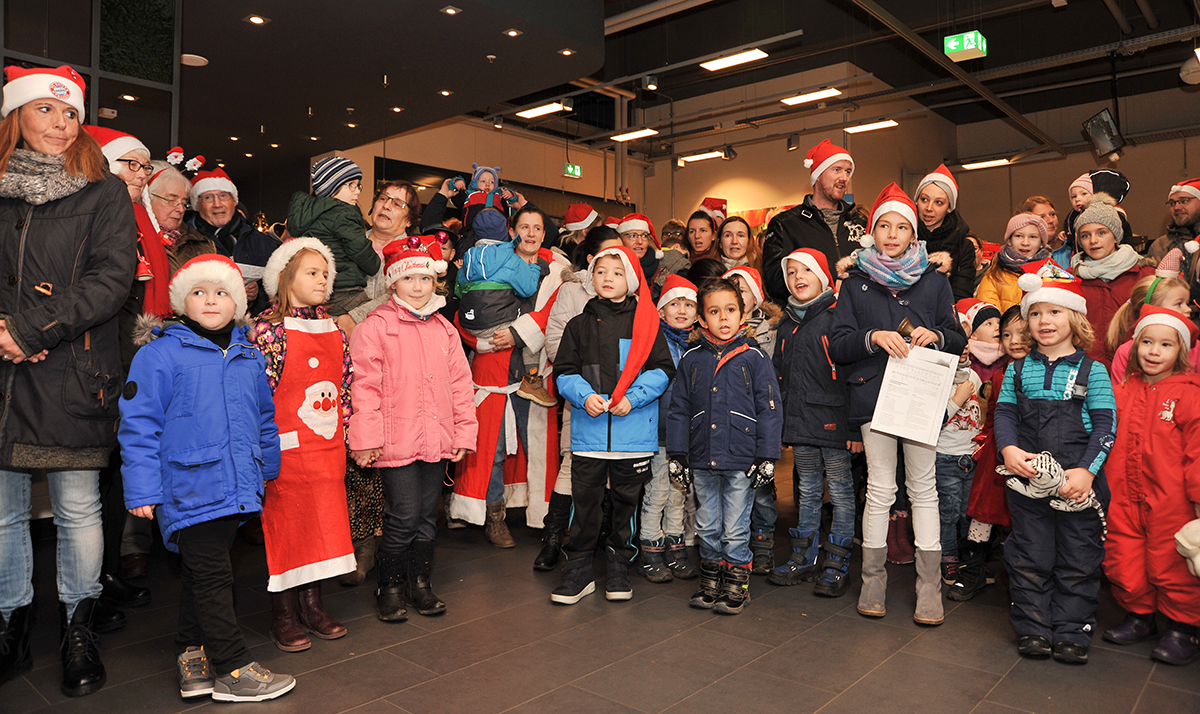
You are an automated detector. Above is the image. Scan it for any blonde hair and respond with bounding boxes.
[264,248,327,323]
[1028,302,1094,351]
[1105,275,1190,355]
[1124,325,1193,383]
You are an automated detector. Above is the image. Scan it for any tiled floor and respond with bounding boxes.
[6,497,1200,713]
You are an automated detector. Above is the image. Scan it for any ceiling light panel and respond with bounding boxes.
[700,48,768,71]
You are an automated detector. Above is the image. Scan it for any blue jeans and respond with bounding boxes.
[640,448,686,540]
[692,469,755,565]
[486,396,530,503]
[750,482,777,534]
[934,453,975,556]
[793,446,856,540]
[0,469,103,618]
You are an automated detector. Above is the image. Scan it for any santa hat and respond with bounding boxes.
[699,197,728,224]
[1074,193,1123,242]
[1004,212,1049,246]
[1,65,86,121]
[403,232,449,273]
[383,239,442,287]
[804,139,853,185]
[82,125,149,170]
[781,248,833,292]
[723,266,764,306]
[956,297,1002,334]
[860,182,918,248]
[1017,259,1087,318]
[587,246,659,405]
[657,274,698,311]
[1133,303,1197,349]
[562,203,599,232]
[190,167,238,205]
[1155,244,1200,278]
[169,254,248,320]
[618,212,663,258]
[915,164,958,212]
[469,163,500,191]
[262,237,337,301]
[1090,168,1130,204]
[1169,178,1200,203]
[603,216,621,227]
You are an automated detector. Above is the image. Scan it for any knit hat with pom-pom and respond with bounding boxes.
[1156,244,1200,278]
[956,297,1001,334]
[1074,193,1123,242]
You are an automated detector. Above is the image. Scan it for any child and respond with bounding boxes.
[976,213,1051,313]
[287,157,382,317]
[349,239,478,621]
[553,246,675,604]
[769,249,858,597]
[249,239,355,653]
[722,266,781,573]
[1108,274,1195,376]
[828,182,967,626]
[1102,305,1200,665]
[951,305,1027,601]
[934,299,998,584]
[120,255,294,702]
[667,278,782,614]
[639,275,700,583]
[996,258,1116,664]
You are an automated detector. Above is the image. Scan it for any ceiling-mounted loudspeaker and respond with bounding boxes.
[1182,52,1200,86]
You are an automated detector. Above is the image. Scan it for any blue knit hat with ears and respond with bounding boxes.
[311,156,362,198]
[469,163,501,191]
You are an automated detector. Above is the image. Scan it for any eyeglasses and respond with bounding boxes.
[376,193,410,210]
[662,230,684,239]
[1167,197,1197,208]
[117,158,154,174]
[151,193,188,209]
[623,231,650,241]
[199,191,233,204]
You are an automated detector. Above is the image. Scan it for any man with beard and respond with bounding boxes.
[761,140,867,303]
[1150,178,1200,286]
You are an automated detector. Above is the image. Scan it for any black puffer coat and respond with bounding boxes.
[0,176,138,469]
[918,210,975,301]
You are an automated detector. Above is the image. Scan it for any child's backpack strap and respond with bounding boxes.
[1012,357,1025,397]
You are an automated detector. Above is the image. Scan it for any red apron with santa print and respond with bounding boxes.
[262,317,355,591]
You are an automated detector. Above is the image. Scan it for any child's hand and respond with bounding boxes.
[128,505,156,520]
[848,440,864,454]
[1000,446,1038,478]
[351,448,381,468]
[872,330,909,358]
[909,326,938,348]
[954,380,976,403]
[449,448,467,463]
[584,394,609,417]
[608,396,633,417]
[1059,468,1095,503]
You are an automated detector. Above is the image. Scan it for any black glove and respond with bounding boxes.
[747,458,775,489]
[668,454,692,490]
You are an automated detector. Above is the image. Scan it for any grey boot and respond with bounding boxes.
[913,548,945,626]
[857,546,888,618]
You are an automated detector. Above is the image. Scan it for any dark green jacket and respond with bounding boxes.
[287,192,381,290]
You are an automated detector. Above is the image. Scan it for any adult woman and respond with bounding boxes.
[717,216,761,271]
[0,65,137,697]
[686,210,719,263]
[1072,194,1154,368]
[1017,196,1070,268]
[914,165,975,301]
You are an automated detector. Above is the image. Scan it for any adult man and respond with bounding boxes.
[1150,178,1200,267]
[761,139,867,303]
[185,168,279,314]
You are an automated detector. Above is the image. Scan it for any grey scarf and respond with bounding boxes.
[0,149,90,205]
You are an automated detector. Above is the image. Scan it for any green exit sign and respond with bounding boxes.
[563,162,582,179]
[943,30,987,62]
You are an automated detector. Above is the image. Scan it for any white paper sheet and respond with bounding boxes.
[869,346,959,446]
[236,263,264,283]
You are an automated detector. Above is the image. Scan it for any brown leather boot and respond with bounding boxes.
[297,582,347,640]
[484,501,516,548]
[339,536,378,587]
[270,590,311,652]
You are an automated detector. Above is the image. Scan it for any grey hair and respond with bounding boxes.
[147,160,190,196]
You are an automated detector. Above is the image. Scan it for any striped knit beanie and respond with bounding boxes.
[311,156,362,198]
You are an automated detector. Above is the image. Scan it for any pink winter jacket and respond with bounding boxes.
[348,299,478,466]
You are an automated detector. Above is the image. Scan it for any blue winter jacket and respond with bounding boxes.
[119,323,281,551]
[666,333,783,471]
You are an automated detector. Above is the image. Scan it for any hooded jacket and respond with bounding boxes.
[774,290,852,448]
[287,192,381,292]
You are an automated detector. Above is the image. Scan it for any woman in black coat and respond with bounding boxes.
[915,165,975,301]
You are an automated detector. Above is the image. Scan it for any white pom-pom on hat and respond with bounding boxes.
[1187,241,1200,254]
[804,158,814,168]
[859,234,875,249]
[1017,272,1043,292]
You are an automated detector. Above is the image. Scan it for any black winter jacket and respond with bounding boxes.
[827,265,967,427]
[0,176,138,468]
[774,290,852,449]
[918,211,975,301]
[761,195,867,303]
[185,211,280,315]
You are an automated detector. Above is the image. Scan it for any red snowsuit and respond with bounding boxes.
[1104,372,1200,626]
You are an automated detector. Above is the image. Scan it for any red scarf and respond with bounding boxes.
[133,203,172,318]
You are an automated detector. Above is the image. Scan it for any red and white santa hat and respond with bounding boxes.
[169,254,248,320]
[1169,178,1200,203]
[618,212,663,258]
[657,273,698,310]
[1134,303,1197,348]
[562,203,599,232]
[190,167,238,205]
[383,239,443,287]
[407,231,450,271]
[915,163,959,212]
[860,182,918,249]
[804,138,854,185]
[955,297,1001,333]
[1,65,86,121]
[723,266,764,306]
[603,216,621,227]
[699,197,728,224]
[83,125,149,168]
[781,248,833,292]
[587,246,659,405]
[1017,258,1086,319]
[262,237,338,301]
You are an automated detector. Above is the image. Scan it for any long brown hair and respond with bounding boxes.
[263,247,327,324]
[0,110,108,182]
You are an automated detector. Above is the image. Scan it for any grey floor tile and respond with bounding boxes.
[504,685,644,714]
[573,628,771,713]
[970,702,1035,714]
[700,583,842,647]
[1148,659,1200,695]
[24,632,176,706]
[29,668,198,714]
[400,574,551,634]
[754,613,919,693]
[816,651,1000,714]
[985,646,1154,714]
[240,614,428,676]
[902,603,1022,674]
[1132,682,1200,713]
[341,700,409,714]
[387,639,606,714]
[2,674,52,714]
[662,670,835,714]
[547,593,706,662]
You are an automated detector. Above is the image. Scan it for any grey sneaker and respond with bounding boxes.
[211,661,295,702]
[177,646,214,699]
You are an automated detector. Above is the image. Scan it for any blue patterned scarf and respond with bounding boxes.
[855,241,929,290]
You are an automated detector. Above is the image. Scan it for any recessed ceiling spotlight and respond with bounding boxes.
[244,153,253,157]
[310,136,319,141]
[119,94,138,102]
[559,48,574,56]
[180,53,208,67]
[345,122,357,128]
[440,5,462,15]
[217,162,225,167]
[391,106,403,113]
[243,14,269,25]
[504,28,522,37]
[440,90,452,96]
[269,143,279,148]
[229,136,239,141]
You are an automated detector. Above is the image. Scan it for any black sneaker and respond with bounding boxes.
[211,662,295,702]
[177,646,213,699]
[940,557,959,586]
[1017,635,1052,659]
[605,548,633,601]
[551,557,595,605]
[1052,642,1089,664]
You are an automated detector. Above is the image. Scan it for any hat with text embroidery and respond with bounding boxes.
[383,240,440,287]
[1,65,86,121]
